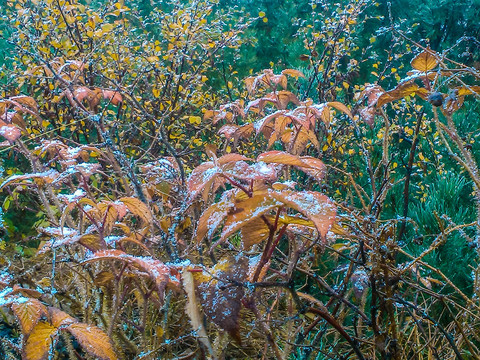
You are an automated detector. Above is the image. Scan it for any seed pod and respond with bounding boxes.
[428,92,444,107]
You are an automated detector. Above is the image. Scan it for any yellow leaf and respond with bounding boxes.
[24,322,57,360]
[411,49,438,72]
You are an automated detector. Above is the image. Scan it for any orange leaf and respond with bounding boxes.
[297,156,326,181]
[48,307,77,328]
[24,321,57,360]
[277,91,300,109]
[327,101,353,119]
[240,217,270,249]
[119,197,152,224]
[83,250,180,298]
[282,69,306,78]
[411,49,438,72]
[270,190,336,239]
[219,193,282,243]
[217,153,251,166]
[187,162,220,200]
[12,298,47,335]
[66,323,117,360]
[456,86,480,96]
[196,197,234,242]
[257,151,306,167]
[102,90,123,106]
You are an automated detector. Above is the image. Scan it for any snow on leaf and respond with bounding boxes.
[196,198,234,242]
[253,110,286,135]
[24,321,57,360]
[0,123,21,142]
[218,124,239,140]
[83,250,180,300]
[193,257,247,343]
[224,161,278,182]
[270,190,336,239]
[12,298,47,335]
[0,169,60,190]
[187,162,220,200]
[66,323,117,360]
[256,151,325,181]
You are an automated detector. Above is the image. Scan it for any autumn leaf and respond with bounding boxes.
[327,101,353,119]
[411,49,438,72]
[240,216,270,249]
[48,307,77,328]
[270,190,336,239]
[282,69,305,78]
[83,249,180,299]
[193,257,247,343]
[219,193,282,244]
[196,196,234,242]
[12,298,47,335]
[66,323,117,360]
[119,197,152,224]
[102,90,123,106]
[24,321,57,360]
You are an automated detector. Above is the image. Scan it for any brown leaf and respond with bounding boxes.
[411,49,438,72]
[194,257,248,343]
[66,323,117,360]
[8,95,39,116]
[12,298,47,335]
[187,162,221,201]
[0,123,22,142]
[218,124,239,140]
[24,321,57,360]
